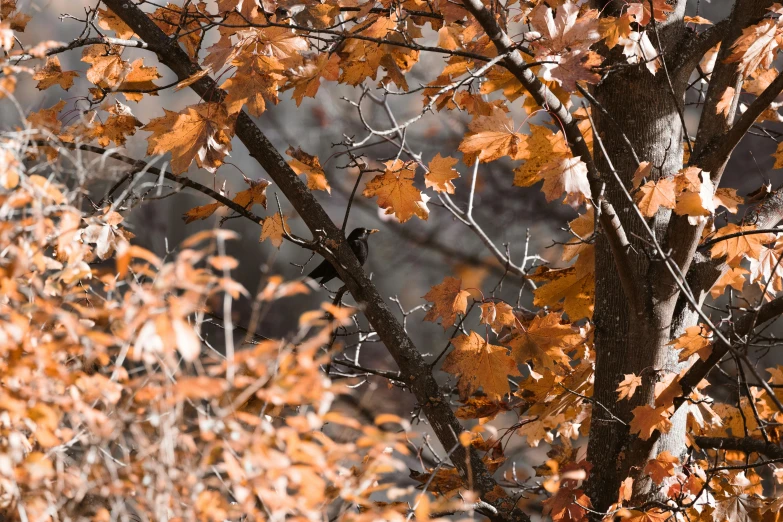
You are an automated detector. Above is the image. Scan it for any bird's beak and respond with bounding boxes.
[368,229,379,234]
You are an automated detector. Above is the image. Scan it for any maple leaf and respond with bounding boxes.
[259,214,290,248]
[618,31,660,74]
[629,405,673,440]
[479,301,516,333]
[362,159,429,223]
[531,247,595,320]
[441,331,520,400]
[183,177,270,224]
[92,101,142,147]
[458,111,528,163]
[538,156,591,207]
[33,56,78,91]
[622,509,673,522]
[562,207,593,262]
[709,224,775,266]
[507,312,584,374]
[513,125,570,187]
[717,87,736,117]
[455,396,511,424]
[628,0,675,26]
[542,486,592,522]
[599,14,633,49]
[726,17,779,76]
[81,44,130,88]
[644,451,679,484]
[151,3,203,58]
[635,178,676,217]
[422,276,470,329]
[97,7,134,39]
[143,102,234,174]
[616,373,642,401]
[286,146,330,193]
[116,59,161,102]
[222,53,286,116]
[710,266,748,299]
[425,154,460,194]
[669,325,713,362]
[748,236,783,294]
[284,53,340,106]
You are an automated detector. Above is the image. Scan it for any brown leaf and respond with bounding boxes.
[459,111,528,163]
[287,146,330,193]
[143,102,233,174]
[423,276,470,329]
[425,153,460,194]
[635,178,676,217]
[362,159,428,223]
[33,56,78,91]
[259,214,290,248]
[442,331,520,400]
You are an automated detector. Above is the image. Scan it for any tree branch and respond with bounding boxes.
[98,2,525,519]
[694,436,783,459]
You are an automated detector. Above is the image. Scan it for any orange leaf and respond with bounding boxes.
[33,56,78,91]
[458,111,528,163]
[479,301,516,333]
[259,214,290,248]
[441,331,520,400]
[709,266,748,299]
[616,373,642,401]
[629,405,673,440]
[668,325,713,362]
[423,276,470,329]
[425,153,460,194]
[286,146,330,193]
[531,247,595,320]
[635,178,676,217]
[643,451,679,484]
[144,102,233,174]
[222,53,285,116]
[539,156,591,207]
[362,159,429,223]
[507,312,584,374]
[709,224,775,266]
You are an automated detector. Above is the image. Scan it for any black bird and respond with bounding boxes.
[306,227,379,285]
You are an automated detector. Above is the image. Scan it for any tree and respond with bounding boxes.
[2,0,783,520]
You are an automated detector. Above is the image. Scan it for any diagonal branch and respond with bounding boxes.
[98,1,526,519]
[458,0,641,313]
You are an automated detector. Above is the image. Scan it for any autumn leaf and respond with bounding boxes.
[709,224,775,266]
[286,146,330,193]
[284,53,340,106]
[542,487,592,522]
[423,276,470,329]
[531,247,595,320]
[222,53,286,116]
[479,301,516,333]
[644,451,679,484]
[115,59,161,102]
[669,325,713,362]
[259,214,290,248]
[362,159,429,223]
[458,111,528,163]
[726,17,779,76]
[425,154,460,194]
[599,14,633,49]
[629,405,673,440]
[97,6,134,39]
[143,102,233,174]
[33,56,78,91]
[716,87,736,116]
[616,373,642,401]
[710,266,748,299]
[538,156,591,207]
[81,44,129,88]
[515,125,571,180]
[635,178,676,217]
[441,331,520,400]
[507,312,584,374]
[563,207,594,262]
